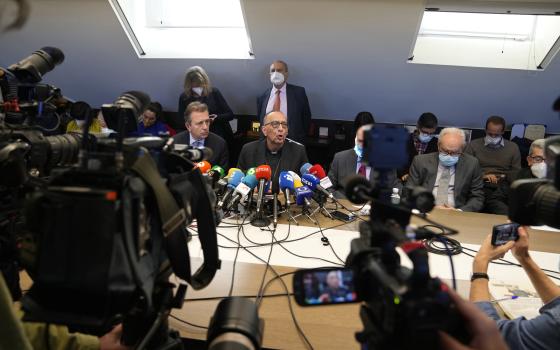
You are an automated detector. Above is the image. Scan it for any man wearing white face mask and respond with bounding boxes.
[257,60,311,144]
[464,116,521,213]
[486,138,547,215]
[407,128,484,212]
[399,112,440,182]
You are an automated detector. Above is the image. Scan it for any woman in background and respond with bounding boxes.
[176,66,234,147]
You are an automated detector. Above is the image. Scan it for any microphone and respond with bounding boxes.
[195,160,212,174]
[225,174,258,211]
[293,178,304,189]
[254,165,272,216]
[227,168,241,178]
[308,164,335,191]
[279,171,295,207]
[174,144,214,162]
[246,167,256,176]
[303,171,335,200]
[217,170,244,210]
[295,185,314,207]
[208,165,225,180]
[300,163,312,176]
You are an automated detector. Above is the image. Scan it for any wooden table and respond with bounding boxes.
[169,203,559,349]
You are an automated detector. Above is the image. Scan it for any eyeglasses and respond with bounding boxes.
[529,155,545,163]
[265,121,289,129]
[440,150,462,157]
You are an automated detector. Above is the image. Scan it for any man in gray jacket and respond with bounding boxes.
[406,127,484,212]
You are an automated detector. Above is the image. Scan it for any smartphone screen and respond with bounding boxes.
[491,223,521,246]
[293,268,358,306]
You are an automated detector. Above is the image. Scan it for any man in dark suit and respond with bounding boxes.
[407,127,484,212]
[257,60,311,144]
[237,111,308,193]
[399,112,439,181]
[172,101,228,169]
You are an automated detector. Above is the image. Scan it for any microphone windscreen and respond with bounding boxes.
[256,165,272,181]
[195,161,212,173]
[279,172,295,190]
[302,173,319,190]
[288,171,301,182]
[228,171,244,187]
[295,186,313,205]
[293,179,303,188]
[242,174,259,189]
[210,165,225,178]
[309,164,327,179]
[227,168,241,178]
[246,167,256,176]
[300,163,312,176]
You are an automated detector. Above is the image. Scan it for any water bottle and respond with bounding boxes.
[390,187,400,205]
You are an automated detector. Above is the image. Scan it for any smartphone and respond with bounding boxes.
[491,223,521,246]
[293,268,359,306]
[331,210,355,223]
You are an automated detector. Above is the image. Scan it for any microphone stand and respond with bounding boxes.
[281,189,299,225]
[250,180,271,227]
[293,200,318,225]
[309,191,335,219]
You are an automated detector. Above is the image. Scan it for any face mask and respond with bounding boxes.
[270,72,285,86]
[439,153,459,167]
[75,120,85,126]
[418,133,433,143]
[485,135,502,147]
[530,162,546,179]
[192,87,203,96]
[354,138,363,159]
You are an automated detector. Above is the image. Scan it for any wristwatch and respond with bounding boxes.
[471,272,489,282]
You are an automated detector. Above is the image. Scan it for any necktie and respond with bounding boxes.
[358,163,367,177]
[193,140,203,148]
[273,90,281,112]
[436,167,451,205]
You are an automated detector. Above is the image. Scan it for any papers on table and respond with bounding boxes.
[489,280,543,320]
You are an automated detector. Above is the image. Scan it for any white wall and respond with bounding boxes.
[1,0,559,131]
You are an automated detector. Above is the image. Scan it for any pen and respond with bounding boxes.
[491,296,519,303]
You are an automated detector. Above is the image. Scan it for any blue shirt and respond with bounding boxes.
[137,121,168,136]
[476,297,560,350]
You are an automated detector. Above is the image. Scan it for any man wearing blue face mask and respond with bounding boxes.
[399,112,440,181]
[464,116,521,213]
[406,127,484,212]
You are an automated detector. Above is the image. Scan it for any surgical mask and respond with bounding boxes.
[418,133,433,143]
[530,162,547,179]
[192,87,203,96]
[75,120,85,126]
[485,135,502,147]
[270,72,285,86]
[354,139,363,159]
[439,153,459,167]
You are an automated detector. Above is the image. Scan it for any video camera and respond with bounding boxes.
[293,125,469,349]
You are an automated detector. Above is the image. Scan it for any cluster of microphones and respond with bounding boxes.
[193,160,338,227]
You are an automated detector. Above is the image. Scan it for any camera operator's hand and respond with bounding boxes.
[99,324,130,350]
[439,289,508,350]
[511,226,530,262]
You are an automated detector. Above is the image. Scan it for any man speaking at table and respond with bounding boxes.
[237,111,308,193]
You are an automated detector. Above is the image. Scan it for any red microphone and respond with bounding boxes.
[195,161,212,174]
[254,165,272,216]
[308,164,335,199]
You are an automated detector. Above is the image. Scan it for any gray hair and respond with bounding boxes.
[529,138,545,155]
[438,127,466,146]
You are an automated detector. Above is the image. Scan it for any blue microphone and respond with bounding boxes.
[295,185,313,207]
[217,170,244,210]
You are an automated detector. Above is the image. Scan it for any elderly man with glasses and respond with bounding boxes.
[486,138,547,215]
[237,111,309,193]
[406,127,484,212]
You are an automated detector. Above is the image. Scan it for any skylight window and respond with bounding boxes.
[108,0,254,59]
[410,11,560,70]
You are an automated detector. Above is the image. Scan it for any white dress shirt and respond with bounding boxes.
[432,163,456,207]
[265,84,288,118]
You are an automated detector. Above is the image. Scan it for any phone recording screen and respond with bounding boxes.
[297,269,357,306]
[492,223,520,246]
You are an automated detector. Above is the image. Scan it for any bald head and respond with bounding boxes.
[262,111,288,150]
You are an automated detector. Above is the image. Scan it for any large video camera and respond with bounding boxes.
[293,125,468,349]
[509,135,560,228]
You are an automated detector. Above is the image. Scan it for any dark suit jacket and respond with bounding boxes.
[328,149,399,199]
[406,153,484,212]
[172,131,229,169]
[237,139,309,193]
[175,88,234,144]
[257,83,311,144]
[485,167,534,215]
[398,133,439,178]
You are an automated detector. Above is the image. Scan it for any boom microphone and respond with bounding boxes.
[217,170,244,210]
[174,144,214,162]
